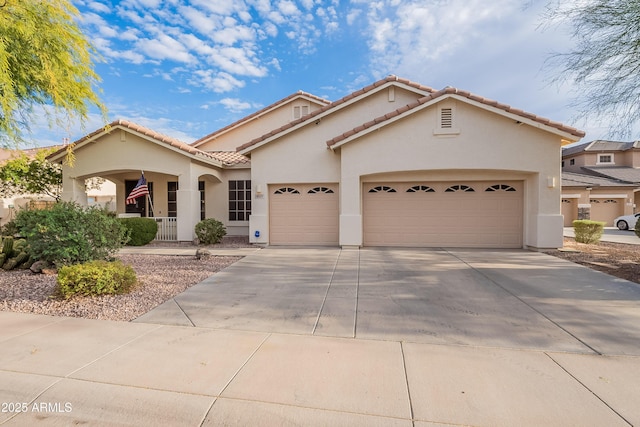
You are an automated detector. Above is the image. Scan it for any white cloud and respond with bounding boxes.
[136,34,195,63]
[219,98,256,113]
[192,71,245,93]
[278,0,301,16]
[87,1,112,14]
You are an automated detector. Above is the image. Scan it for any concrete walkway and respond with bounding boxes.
[1,247,640,426]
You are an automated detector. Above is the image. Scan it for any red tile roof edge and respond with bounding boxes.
[191,91,331,148]
[237,75,436,152]
[46,119,249,166]
[326,87,586,147]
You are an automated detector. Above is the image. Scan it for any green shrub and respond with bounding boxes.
[57,260,137,299]
[118,217,158,246]
[195,218,226,244]
[635,218,640,239]
[0,220,19,237]
[14,201,129,266]
[573,220,606,244]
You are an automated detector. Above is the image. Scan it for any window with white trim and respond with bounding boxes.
[597,153,614,164]
[229,180,251,221]
[293,105,309,119]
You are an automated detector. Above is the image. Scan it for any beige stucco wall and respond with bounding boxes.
[197,98,326,152]
[248,94,570,249]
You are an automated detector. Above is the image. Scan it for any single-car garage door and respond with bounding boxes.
[363,181,523,248]
[269,184,339,245]
[589,198,623,226]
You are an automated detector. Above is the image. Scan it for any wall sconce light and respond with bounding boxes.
[547,177,556,188]
[255,184,263,196]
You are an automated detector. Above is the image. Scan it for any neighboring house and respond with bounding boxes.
[0,146,116,227]
[48,76,585,249]
[561,140,640,226]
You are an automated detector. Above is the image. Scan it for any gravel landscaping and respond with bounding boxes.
[0,237,252,322]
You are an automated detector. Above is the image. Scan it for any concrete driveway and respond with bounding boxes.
[137,247,640,356]
[3,247,640,426]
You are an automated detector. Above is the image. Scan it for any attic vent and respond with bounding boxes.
[440,108,453,128]
[293,105,309,119]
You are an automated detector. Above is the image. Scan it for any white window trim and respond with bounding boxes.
[596,153,614,165]
[293,105,310,120]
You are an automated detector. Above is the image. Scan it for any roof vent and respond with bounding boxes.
[440,108,453,128]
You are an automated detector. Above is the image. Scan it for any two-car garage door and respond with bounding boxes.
[363,181,523,248]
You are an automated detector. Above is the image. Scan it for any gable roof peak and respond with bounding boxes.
[191,90,330,148]
[327,84,585,148]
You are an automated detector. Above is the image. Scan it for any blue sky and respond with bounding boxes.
[27,0,610,147]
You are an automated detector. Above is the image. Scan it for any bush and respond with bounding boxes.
[14,201,129,266]
[573,220,606,244]
[195,218,226,244]
[0,220,19,237]
[118,217,158,246]
[57,260,137,299]
[635,218,640,239]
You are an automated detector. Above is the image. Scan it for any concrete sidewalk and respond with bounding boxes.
[1,248,640,426]
[1,310,638,426]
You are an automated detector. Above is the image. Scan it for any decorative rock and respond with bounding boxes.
[195,248,211,260]
[30,260,51,274]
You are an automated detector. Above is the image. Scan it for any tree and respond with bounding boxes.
[0,0,106,146]
[543,0,640,137]
[0,147,105,200]
[0,148,62,200]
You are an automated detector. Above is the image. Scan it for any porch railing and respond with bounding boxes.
[153,217,177,241]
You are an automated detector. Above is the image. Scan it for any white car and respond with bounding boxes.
[614,213,640,230]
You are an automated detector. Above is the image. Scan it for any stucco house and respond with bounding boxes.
[561,140,640,226]
[47,76,585,249]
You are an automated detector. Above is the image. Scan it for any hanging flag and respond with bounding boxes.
[126,175,149,205]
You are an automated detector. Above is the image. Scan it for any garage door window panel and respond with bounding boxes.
[407,185,435,193]
[368,185,397,193]
[445,185,475,192]
[274,187,300,194]
[486,184,516,192]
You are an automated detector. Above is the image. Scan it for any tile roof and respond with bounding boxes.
[327,86,585,148]
[237,75,436,153]
[581,166,640,184]
[47,119,249,167]
[191,91,331,148]
[562,140,640,157]
[562,171,637,187]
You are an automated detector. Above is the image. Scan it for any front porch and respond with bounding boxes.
[46,121,251,243]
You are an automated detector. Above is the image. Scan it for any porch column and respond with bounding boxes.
[60,173,88,206]
[176,170,200,241]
